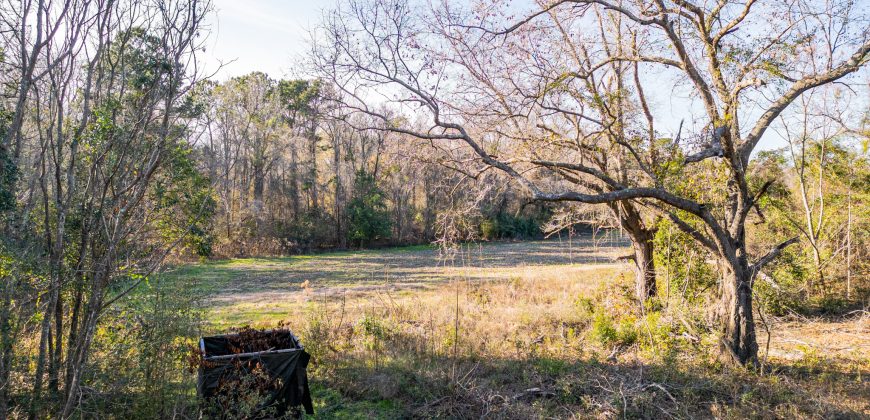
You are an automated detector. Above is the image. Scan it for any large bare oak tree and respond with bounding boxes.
[314,0,870,365]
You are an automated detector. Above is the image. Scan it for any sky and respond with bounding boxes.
[198,0,866,152]
[201,0,339,81]
[197,0,749,141]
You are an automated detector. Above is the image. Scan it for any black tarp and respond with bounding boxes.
[197,329,313,417]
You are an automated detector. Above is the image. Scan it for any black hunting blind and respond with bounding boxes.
[195,328,313,417]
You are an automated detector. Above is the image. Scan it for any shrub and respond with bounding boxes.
[479,212,546,240]
[150,142,216,258]
[347,171,392,247]
[281,209,335,251]
[480,219,498,240]
[591,313,637,347]
[76,274,203,418]
[637,311,677,356]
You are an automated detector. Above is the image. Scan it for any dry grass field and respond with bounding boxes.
[172,237,869,419]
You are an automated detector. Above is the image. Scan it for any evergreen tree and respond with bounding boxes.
[346,170,391,247]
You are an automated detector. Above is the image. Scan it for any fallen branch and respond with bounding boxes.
[644,382,677,404]
[513,387,556,401]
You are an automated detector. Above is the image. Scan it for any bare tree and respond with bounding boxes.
[771,84,869,299]
[314,0,870,365]
[781,93,839,295]
[1,0,211,416]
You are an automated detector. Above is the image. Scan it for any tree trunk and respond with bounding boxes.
[613,202,657,301]
[308,125,319,214]
[252,160,265,237]
[289,143,300,219]
[333,134,346,248]
[846,177,852,299]
[718,264,758,366]
[0,276,13,420]
[61,255,111,418]
[423,174,435,240]
[49,296,62,393]
[252,162,265,204]
[631,233,656,301]
[29,286,57,420]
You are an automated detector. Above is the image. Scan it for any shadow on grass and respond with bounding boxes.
[306,351,868,419]
[161,238,632,303]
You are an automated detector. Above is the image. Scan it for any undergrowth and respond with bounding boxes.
[288,271,869,419]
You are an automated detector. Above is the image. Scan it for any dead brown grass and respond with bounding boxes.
[295,268,868,418]
[193,239,869,419]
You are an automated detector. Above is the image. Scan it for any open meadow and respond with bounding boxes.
[162,237,870,419]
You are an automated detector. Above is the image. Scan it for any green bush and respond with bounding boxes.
[150,142,216,257]
[480,219,498,240]
[574,296,595,317]
[75,274,203,418]
[637,311,675,353]
[479,212,545,240]
[281,209,335,251]
[591,313,637,347]
[347,171,392,247]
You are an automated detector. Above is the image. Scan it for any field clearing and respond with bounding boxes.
[173,235,629,327]
[173,237,869,418]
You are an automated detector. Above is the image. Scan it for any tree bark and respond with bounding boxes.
[252,158,265,236]
[308,124,319,214]
[333,132,346,248]
[289,142,300,218]
[252,162,265,204]
[631,232,656,301]
[716,236,797,366]
[423,174,435,240]
[718,264,758,366]
[613,202,657,300]
[49,295,62,393]
[0,276,13,420]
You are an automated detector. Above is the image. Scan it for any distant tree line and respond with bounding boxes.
[192,71,552,256]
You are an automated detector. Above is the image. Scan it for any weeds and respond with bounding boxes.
[280,265,869,418]
[146,241,868,418]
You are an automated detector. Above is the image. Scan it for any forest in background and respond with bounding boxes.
[0,0,868,418]
[191,72,553,257]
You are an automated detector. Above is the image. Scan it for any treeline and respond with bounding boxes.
[191,72,550,257]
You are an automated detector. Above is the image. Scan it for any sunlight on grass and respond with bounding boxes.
[163,239,631,329]
[160,240,869,418]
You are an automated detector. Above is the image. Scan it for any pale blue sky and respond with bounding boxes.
[202,0,338,80]
[199,0,866,152]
